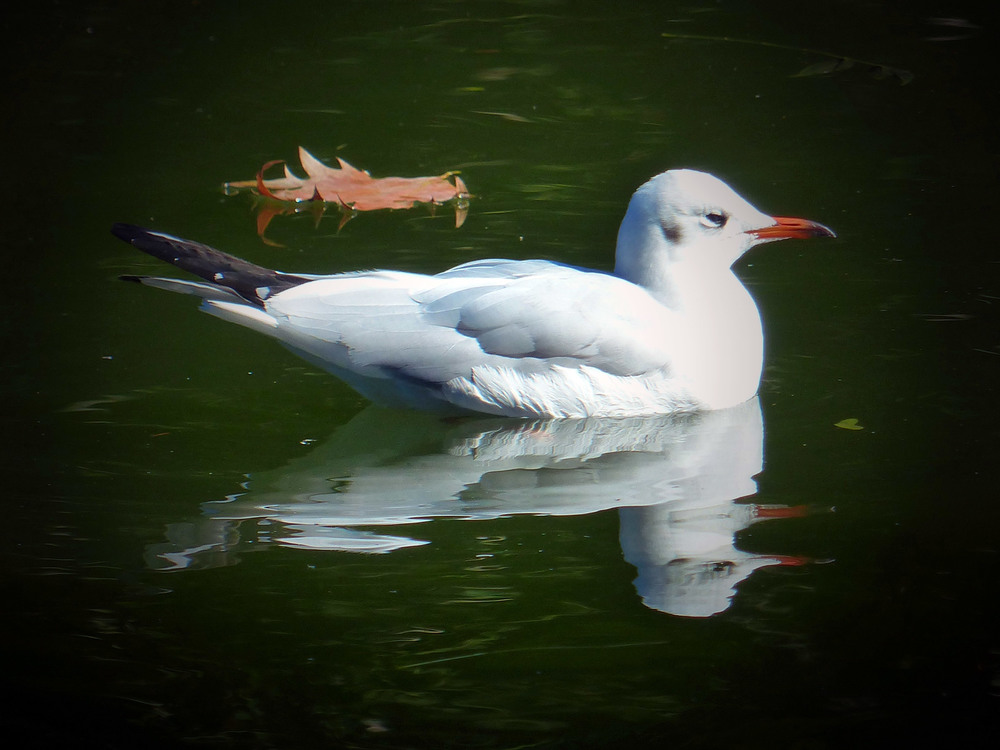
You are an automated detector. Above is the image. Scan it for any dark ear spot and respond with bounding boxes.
[659,219,683,244]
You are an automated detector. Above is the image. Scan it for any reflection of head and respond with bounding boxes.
[633,553,791,618]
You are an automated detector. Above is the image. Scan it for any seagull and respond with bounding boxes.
[114,169,834,418]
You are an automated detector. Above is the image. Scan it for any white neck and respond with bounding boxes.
[613,207,764,410]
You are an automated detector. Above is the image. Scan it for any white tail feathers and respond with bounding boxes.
[204,301,280,335]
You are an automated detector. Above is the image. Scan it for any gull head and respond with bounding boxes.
[614,169,835,290]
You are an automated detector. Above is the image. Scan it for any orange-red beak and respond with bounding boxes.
[748,216,836,242]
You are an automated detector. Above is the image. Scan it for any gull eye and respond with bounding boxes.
[701,211,728,229]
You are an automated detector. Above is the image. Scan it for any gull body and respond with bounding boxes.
[115,169,833,418]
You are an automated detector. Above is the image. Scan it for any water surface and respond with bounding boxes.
[3,1,998,747]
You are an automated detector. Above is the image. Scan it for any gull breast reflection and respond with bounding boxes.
[146,397,804,617]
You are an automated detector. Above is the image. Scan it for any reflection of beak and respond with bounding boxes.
[748,216,837,242]
[753,504,809,519]
[767,554,811,567]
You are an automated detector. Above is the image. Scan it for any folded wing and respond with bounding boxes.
[262,260,678,398]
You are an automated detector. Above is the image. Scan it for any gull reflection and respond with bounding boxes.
[145,397,804,616]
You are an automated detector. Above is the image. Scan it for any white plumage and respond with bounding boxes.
[115,169,833,417]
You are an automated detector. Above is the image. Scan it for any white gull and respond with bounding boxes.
[114,169,834,417]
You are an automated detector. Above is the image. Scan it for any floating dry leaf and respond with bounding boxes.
[225,147,471,240]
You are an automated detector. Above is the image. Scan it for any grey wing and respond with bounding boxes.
[423,261,677,375]
[264,262,676,386]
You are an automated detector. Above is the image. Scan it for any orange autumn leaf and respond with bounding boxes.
[226,146,470,215]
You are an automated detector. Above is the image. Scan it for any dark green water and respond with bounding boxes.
[4,1,998,748]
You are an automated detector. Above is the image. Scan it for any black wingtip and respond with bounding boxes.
[119,274,145,283]
[112,223,311,306]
